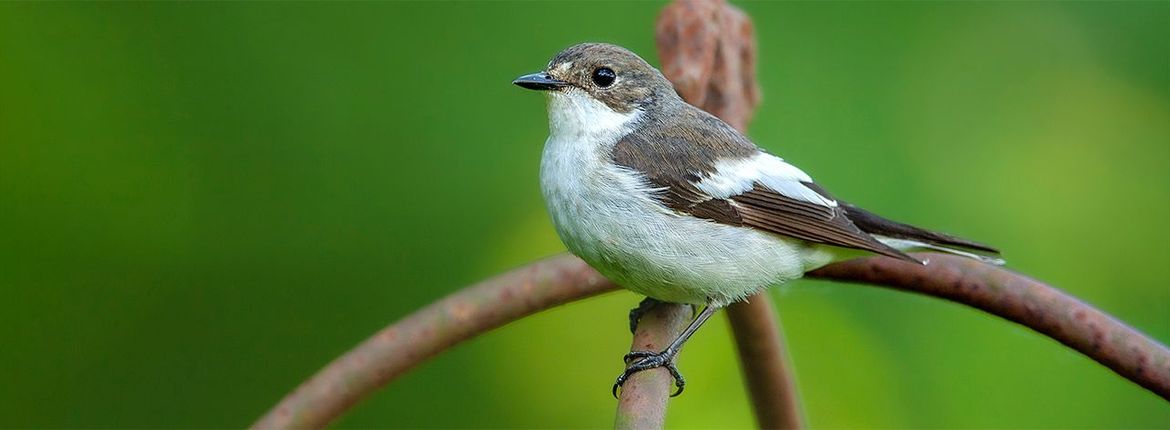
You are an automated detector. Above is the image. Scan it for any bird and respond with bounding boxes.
[513,42,1002,397]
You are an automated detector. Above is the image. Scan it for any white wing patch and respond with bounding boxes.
[694,152,837,207]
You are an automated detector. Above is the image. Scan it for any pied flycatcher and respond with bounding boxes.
[514,43,1001,396]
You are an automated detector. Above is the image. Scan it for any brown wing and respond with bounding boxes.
[842,203,1000,254]
[650,175,918,263]
[728,186,920,263]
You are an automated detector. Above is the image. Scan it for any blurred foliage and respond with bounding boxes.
[1,1,1169,428]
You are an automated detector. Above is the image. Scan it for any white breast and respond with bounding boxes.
[538,90,834,305]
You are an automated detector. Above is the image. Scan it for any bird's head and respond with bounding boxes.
[513,43,677,115]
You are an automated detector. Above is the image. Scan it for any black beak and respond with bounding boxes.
[513,72,568,91]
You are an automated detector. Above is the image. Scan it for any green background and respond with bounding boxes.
[2,1,1168,428]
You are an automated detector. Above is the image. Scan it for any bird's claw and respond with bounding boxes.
[612,350,685,398]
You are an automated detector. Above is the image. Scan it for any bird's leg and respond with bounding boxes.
[613,303,722,398]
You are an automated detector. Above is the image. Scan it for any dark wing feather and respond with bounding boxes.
[842,204,1000,254]
[730,186,920,263]
[790,179,999,255]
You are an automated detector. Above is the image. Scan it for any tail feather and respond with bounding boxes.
[843,203,1004,265]
[875,237,1006,266]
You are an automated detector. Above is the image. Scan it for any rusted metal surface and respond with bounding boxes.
[810,253,1170,401]
[252,255,618,429]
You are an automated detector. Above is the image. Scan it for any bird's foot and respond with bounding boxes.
[612,349,685,398]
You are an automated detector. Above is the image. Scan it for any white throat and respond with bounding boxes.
[546,89,641,146]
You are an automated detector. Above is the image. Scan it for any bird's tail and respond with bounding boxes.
[844,203,1005,266]
[874,237,1005,265]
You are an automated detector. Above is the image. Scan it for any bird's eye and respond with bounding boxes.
[592,67,616,87]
